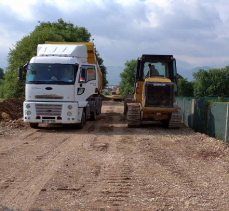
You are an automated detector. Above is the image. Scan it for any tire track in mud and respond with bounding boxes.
[0,130,40,154]
[2,103,229,210]
[98,106,116,134]
[0,133,77,211]
[99,163,133,208]
[0,106,120,211]
[89,106,135,209]
[73,105,133,210]
[129,137,222,210]
[0,131,46,194]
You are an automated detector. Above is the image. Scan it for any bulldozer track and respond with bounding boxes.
[169,105,183,128]
[127,103,141,128]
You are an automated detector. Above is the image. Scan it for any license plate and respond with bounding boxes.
[42,120,55,124]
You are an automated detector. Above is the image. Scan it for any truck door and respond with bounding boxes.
[78,65,97,100]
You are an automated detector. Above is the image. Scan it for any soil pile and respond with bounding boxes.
[0,98,24,121]
[0,98,27,134]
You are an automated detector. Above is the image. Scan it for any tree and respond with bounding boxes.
[0,68,4,80]
[0,79,4,98]
[0,68,5,98]
[3,19,107,98]
[119,60,136,96]
[177,73,184,80]
[193,66,229,97]
[177,78,194,97]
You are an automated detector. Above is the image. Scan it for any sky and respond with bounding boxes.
[0,0,229,74]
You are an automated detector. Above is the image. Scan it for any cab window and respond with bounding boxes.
[80,65,96,82]
[87,68,96,81]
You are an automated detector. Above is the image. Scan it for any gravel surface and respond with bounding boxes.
[0,103,229,211]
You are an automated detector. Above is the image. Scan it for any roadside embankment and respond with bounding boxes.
[0,98,27,135]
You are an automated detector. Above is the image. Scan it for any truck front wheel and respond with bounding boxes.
[96,106,101,115]
[77,111,85,129]
[90,111,97,121]
[30,123,39,129]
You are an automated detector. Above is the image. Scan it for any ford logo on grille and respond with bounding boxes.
[47,110,52,112]
[45,87,53,90]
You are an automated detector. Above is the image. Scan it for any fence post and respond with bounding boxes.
[191,99,195,128]
[183,98,185,123]
[224,103,229,143]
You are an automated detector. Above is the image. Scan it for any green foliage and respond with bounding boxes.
[102,91,111,96]
[3,18,107,98]
[0,79,4,98]
[0,68,5,98]
[177,73,184,80]
[177,78,194,97]
[193,66,229,97]
[119,60,136,96]
[0,68,4,80]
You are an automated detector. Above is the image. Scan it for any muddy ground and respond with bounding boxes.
[1,102,229,211]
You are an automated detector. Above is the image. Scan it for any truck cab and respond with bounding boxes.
[20,42,102,129]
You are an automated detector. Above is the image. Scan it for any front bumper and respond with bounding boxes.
[23,101,82,124]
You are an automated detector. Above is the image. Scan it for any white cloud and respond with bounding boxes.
[0,0,229,73]
[0,0,38,20]
[175,55,229,68]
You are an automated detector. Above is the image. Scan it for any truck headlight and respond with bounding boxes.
[27,111,31,115]
[26,104,31,109]
[67,112,72,116]
[77,88,85,95]
[68,105,72,110]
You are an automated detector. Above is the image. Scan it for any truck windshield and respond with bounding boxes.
[26,64,76,84]
[143,62,169,78]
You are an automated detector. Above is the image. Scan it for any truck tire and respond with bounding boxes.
[96,106,101,115]
[90,111,97,121]
[77,111,85,129]
[30,123,39,129]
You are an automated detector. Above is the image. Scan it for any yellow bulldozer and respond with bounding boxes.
[124,54,182,128]
[111,86,122,101]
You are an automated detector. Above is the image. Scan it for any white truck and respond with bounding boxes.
[18,42,103,129]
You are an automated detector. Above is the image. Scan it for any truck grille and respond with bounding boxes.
[145,82,174,107]
[35,104,62,116]
[35,95,63,99]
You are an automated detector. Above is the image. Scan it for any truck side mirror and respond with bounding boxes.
[17,66,23,82]
[23,63,29,68]
[80,68,87,82]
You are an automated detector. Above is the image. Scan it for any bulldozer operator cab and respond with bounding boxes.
[134,55,178,108]
[136,55,177,82]
[144,62,169,78]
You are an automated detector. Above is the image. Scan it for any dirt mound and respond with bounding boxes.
[0,98,25,121]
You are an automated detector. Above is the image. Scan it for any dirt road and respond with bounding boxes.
[1,103,229,211]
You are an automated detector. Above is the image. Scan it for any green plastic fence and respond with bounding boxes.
[176,96,229,102]
[176,97,229,143]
